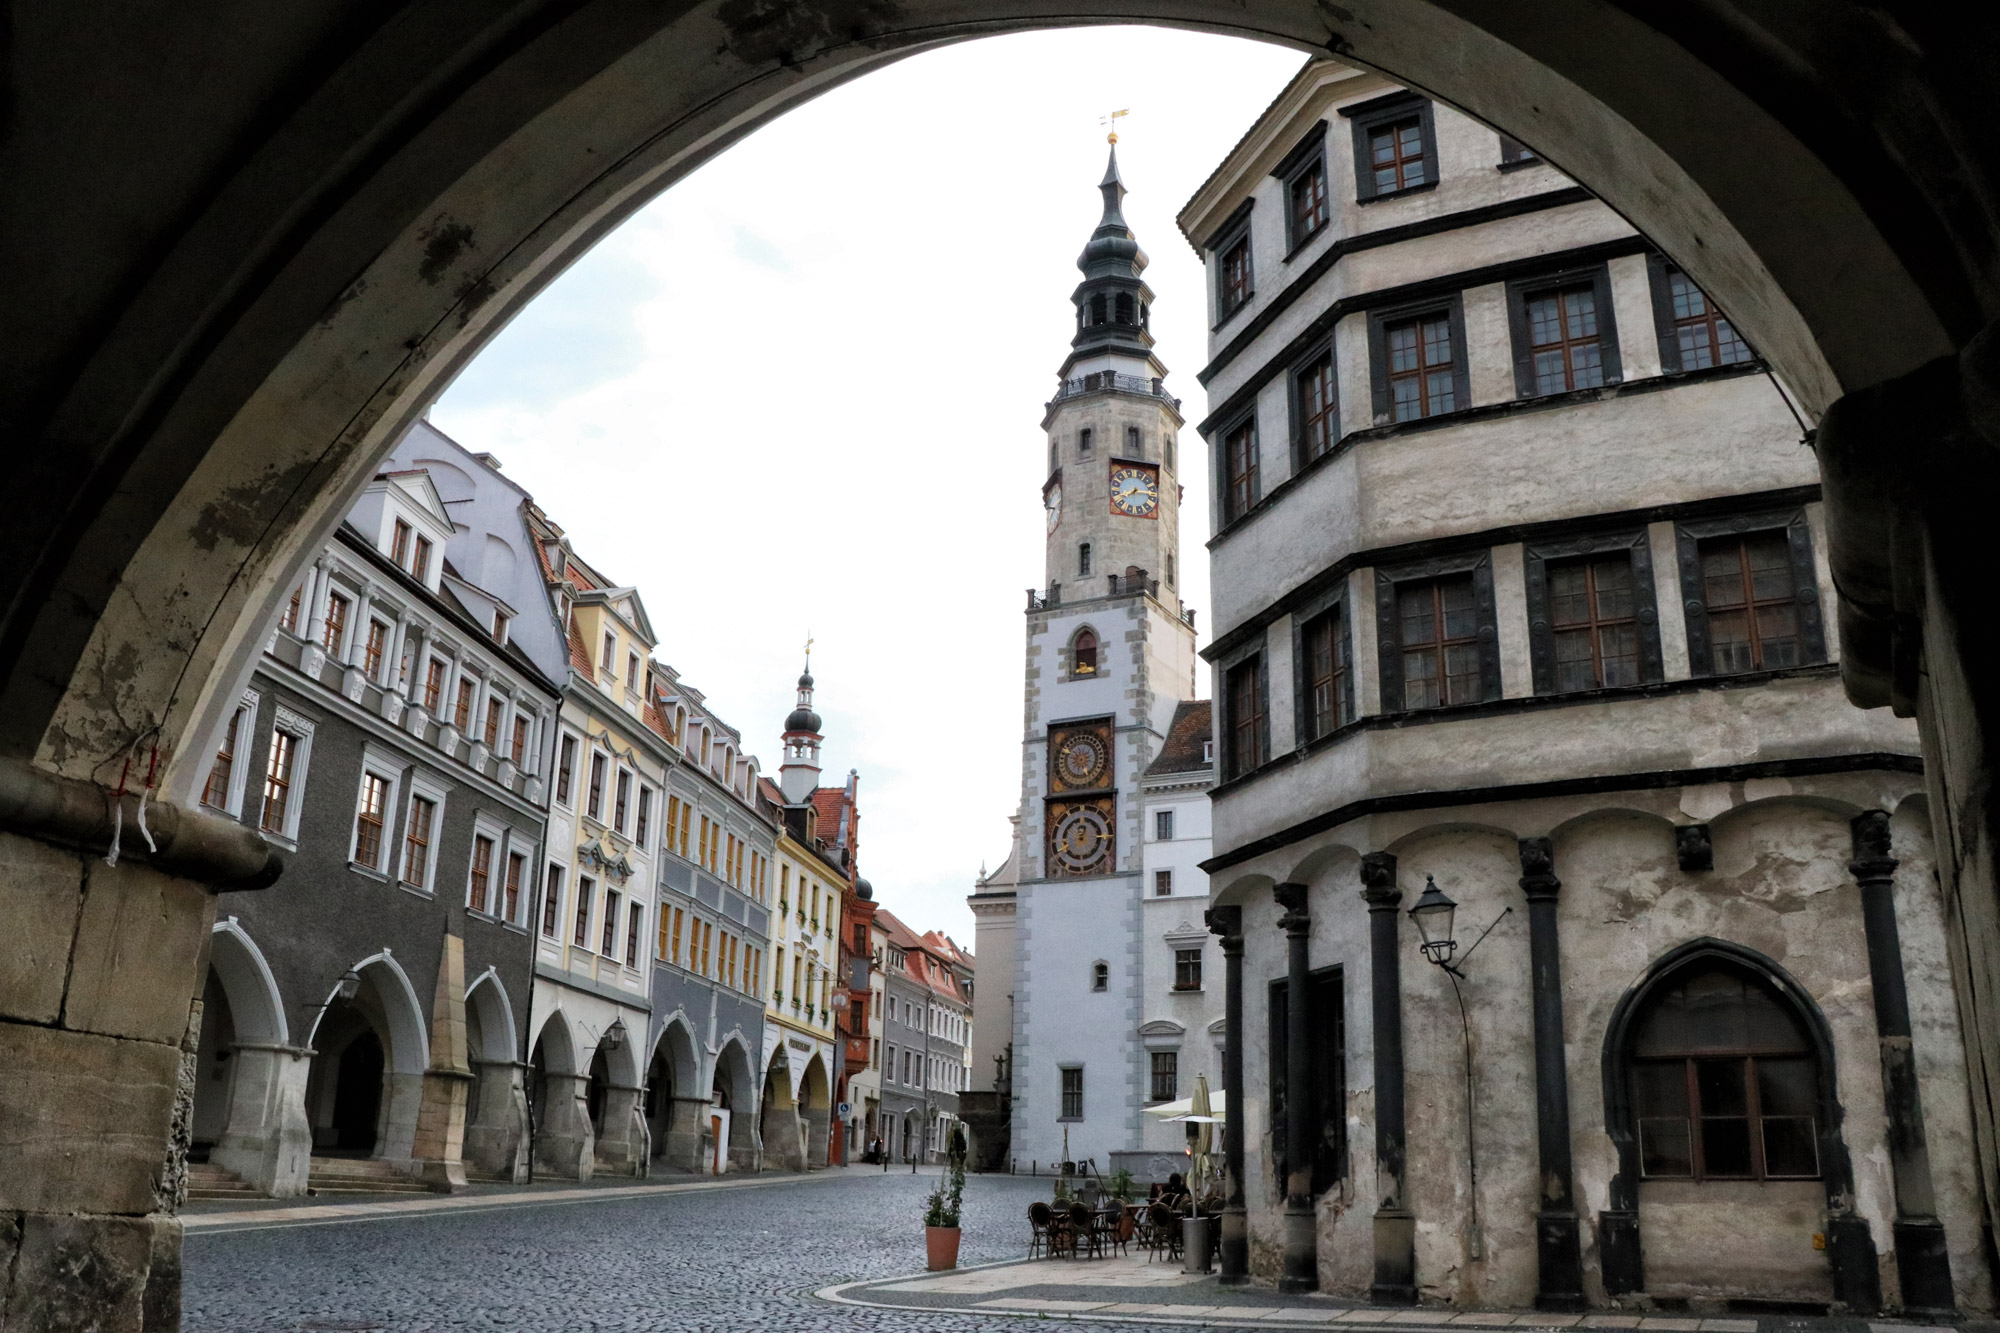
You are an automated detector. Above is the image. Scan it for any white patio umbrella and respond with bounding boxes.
[1143,1090,1231,1121]
[1187,1074,1214,1204]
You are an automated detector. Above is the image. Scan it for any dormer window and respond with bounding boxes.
[391,519,412,566]
[625,652,639,693]
[412,536,433,582]
[492,610,509,643]
[601,632,616,674]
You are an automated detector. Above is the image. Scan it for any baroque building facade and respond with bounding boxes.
[1180,61,1991,1314]
[188,456,561,1199]
[387,423,774,1179]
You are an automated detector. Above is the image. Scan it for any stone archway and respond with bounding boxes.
[799,1054,833,1170]
[645,1016,704,1173]
[589,1024,649,1177]
[713,1037,761,1174]
[196,920,312,1195]
[8,6,2000,1326]
[529,1010,593,1180]
[462,971,529,1183]
[759,1048,803,1173]
[302,953,430,1166]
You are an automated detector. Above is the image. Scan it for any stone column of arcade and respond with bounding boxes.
[0,760,281,1329]
[1848,811,1957,1314]
[663,1097,710,1172]
[1274,882,1316,1293]
[535,1075,596,1180]
[1359,852,1416,1305]
[1205,903,1248,1285]
[1516,837,1586,1311]
[594,1081,651,1177]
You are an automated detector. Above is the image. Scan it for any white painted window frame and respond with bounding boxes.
[203,686,260,818]
[347,742,405,875]
[465,811,509,916]
[260,705,317,848]
[394,769,452,895]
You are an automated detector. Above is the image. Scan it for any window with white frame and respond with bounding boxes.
[348,747,402,873]
[1154,809,1175,841]
[614,768,632,834]
[258,706,316,844]
[586,751,607,821]
[573,874,596,949]
[395,773,450,894]
[556,732,579,807]
[600,632,616,674]
[635,786,653,850]
[541,863,565,937]
[200,688,259,817]
[502,843,530,924]
[468,831,496,913]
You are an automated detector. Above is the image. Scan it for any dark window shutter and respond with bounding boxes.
[1630,532,1665,683]
[1787,513,1829,663]
[1375,570,1405,711]
[1350,116,1380,203]
[1269,978,1289,1187]
[1339,612,1358,725]
[1367,314,1391,423]
[1417,102,1440,195]
[1447,298,1473,415]
[1525,546,1554,695]
[1646,254,1683,373]
[1676,523,1713,674]
[1507,283,1536,399]
[1472,556,1502,701]
[1594,265,1625,383]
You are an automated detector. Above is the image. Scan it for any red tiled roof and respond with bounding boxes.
[1146,699,1214,776]
[758,777,786,806]
[565,614,593,674]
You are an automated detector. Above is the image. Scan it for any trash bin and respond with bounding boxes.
[1182,1215,1214,1274]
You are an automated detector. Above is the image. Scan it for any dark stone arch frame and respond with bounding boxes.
[1596,936,1879,1312]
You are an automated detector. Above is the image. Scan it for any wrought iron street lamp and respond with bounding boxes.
[1408,876,1511,1259]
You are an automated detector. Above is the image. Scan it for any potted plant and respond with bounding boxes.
[924,1161,966,1270]
[1106,1167,1136,1205]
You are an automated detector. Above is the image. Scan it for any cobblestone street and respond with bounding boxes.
[183,1170,1115,1332]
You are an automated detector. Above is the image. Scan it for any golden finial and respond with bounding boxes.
[1101,108,1129,144]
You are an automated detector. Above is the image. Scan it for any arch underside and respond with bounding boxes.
[2,1,1985,800]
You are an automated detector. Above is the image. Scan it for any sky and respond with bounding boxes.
[430,27,1306,944]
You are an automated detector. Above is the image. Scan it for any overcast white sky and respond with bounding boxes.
[431,27,1305,944]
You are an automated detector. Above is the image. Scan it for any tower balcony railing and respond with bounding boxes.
[1027,580,1197,627]
[1048,372,1181,408]
[1106,571,1159,597]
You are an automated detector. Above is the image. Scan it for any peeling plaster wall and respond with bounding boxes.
[1220,779,1990,1311]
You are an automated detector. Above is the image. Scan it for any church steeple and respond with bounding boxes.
[1062,142,1163,381]
[779,643,823,804]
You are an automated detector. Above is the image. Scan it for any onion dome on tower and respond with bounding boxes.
[779,647,824,805]
[1060,139,1166,385]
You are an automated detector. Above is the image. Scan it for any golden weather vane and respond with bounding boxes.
[1100,108,1129,144]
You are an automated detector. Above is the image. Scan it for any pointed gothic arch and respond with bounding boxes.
[1068,624,1100,680]
[1598,937,1870,1305]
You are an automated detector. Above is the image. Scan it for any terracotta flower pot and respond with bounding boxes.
[925,1224,962,1271]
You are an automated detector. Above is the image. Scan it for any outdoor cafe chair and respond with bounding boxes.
[1027,1201,1055,1259]
[1067,1202,1103,1259]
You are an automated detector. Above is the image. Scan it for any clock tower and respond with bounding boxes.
[979,140,1201,1172]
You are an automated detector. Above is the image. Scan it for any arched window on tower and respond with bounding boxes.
[1078,428,1093,458]
[1127,425,1142,455]
[1078,542,1093,577]
[1071,628,1099,679]
[1167,553,1176,588]
[1091,961,1109,992]
[1115,292,1135,324]
[1090,294,1108,325]
[1628,964,1821,1181]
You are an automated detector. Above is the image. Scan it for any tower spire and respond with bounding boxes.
[780,638,823,804]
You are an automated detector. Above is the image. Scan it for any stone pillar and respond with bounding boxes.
[1206,904,1248,1285]
[1360,852,1415,1305]
[592,1083,650,1177]
[462,1060,530,1182]
[1518,837,1586,1311]
[660,1095,709,1172]
[805,1105,830,1168]
[407,934,470,1190]
[1274,882,1317,1293]
[0,761,281,1331]
[208,1042,314,1196]
[533,1072,594,1178]
[1850,811,1957,1313]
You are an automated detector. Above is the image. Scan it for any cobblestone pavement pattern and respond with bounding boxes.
[184,1170,1184,1333]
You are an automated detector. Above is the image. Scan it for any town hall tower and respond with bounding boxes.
[972,142,1201,1171]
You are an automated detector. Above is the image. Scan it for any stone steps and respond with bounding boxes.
[184,1162,259,1201]
[306,1156,437,1195]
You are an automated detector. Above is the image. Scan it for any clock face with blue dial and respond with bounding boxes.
[1109,463,1160,518]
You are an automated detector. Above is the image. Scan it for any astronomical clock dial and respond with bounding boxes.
[1047,799,1116,876]
[1108,463,1160,518]
[1045,481,1063,533]
[1054,730,1110,791]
